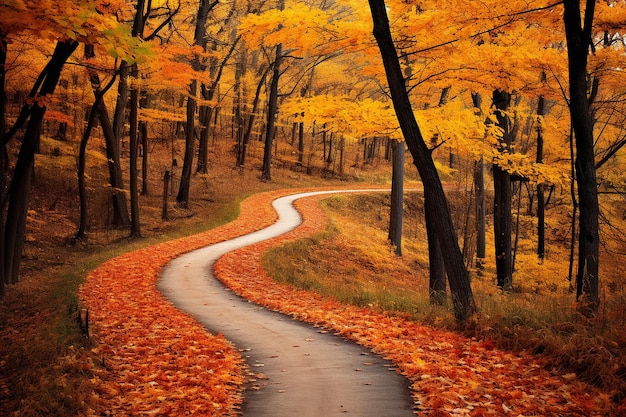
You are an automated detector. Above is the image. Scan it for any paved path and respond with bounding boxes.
[158,191,416,416]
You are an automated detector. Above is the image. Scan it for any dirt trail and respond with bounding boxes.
[159,191,416,416]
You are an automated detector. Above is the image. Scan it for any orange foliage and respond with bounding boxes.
[81,187,626,415]
[79,190,286,415]
[213,192,625,416]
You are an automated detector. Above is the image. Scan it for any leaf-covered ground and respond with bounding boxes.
[82,188,624,416]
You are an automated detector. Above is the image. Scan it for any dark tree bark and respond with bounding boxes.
[261,0,285,181]
[113,61,130,146]
[0,33,7,295]
[563,0,600,314]
[178,79,197,207]
[197,3,237,174]
[368,0,475,323]
[140,120,148,195]
[178,0,215,205]
[298,116,304,166]
[536,95,546,259]
[492,90,514,290]
[426,200,447,306]
[388,140,404,256]
[76,75,117,241]
[129,76,141,238]
[126,0,149,237]
[238,68,268,167]
[162,170,170,220]
[3,40,78,287]
[84,45,130,228]
[471,93,486,264]
[261,43,282,181]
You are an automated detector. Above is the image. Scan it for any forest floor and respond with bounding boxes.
[1,142,625,416]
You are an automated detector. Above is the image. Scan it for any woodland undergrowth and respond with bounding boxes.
[264,192,626,406]
[1,136,625,415]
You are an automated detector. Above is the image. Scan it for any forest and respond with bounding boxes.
[1,0,626,415]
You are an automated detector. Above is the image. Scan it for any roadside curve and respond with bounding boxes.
[158,191,416,416]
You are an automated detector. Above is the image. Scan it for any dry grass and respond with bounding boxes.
[0,133,361,416]
[264,192,626,404]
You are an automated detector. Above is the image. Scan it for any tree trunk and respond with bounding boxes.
[76,75,116,241]
[536,95,546,259]
[0,34,7,294]
[84,45,130,227]
[298,117,304,166]
[563,0,600,314]
[239,68,267,167]
[492,89,513,290]
[162,170,170,220]
[389,140,404,256]
[339,135,345,175]
[177,79,196,206]
[368,0,475,323]
[471,93,486,264]
[113,61,129,146]
[426,199,447,306]
[140,121,148,195]
[261,43,282,181]
[474,158,486,260]
[129,77,141,238]
[178,0,214,204]
[4,40,78,286]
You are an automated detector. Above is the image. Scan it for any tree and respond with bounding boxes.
[368,0,475,323]
[388,139,404,256]
[562,0,600,314]
[536,93,546,260]
[76,66,117,241]
[84,46,131,228]
[261,8,284,182]
[177,0,218,207]
[492,90,514,290]
[4,40,79,286]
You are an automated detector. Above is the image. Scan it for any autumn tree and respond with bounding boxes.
[562,0,599,313]
[368,0,476,323]
[260,0,285,181]
[492,90,515,290]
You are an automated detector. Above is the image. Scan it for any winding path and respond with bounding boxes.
[158,191,416,416]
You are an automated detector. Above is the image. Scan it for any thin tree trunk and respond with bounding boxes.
[141,121,148,195]
[0,34,8,294]
[474,158,486,261]
[162,170,170,220]
[178,0,215,204]
[369,0,475,323]
[177,79,196,206]
[113,61,129,146]
[84,45,130,227]
[339,135,345,175]
[298,117,304,166]
[389,140,404,256]
[239,69,268,167]
[76,75,117,241]
[471,93,486,264]
[261,43,283,180]
[129,76,141,238]
[536,95,546,259]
